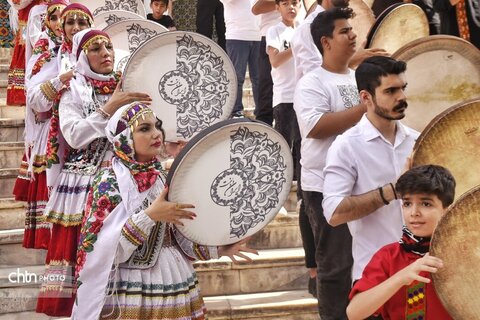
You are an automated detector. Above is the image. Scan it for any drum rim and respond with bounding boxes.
[103,18,168,37]
[430,184,480,317]
[411,97,480,167]
[366,3,426,49]
[392,34,480,59]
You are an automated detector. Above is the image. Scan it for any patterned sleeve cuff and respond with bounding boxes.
[121,211,156,247]
[39,80,59,101]
[50,77,64,91]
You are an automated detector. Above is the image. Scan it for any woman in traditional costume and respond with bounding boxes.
[11,0,67,250]
[73,102,256,319]
[6,0,45,106]
[36,28,151,316]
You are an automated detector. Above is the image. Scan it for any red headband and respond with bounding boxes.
[77,30,111,59]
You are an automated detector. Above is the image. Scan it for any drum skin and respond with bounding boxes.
[393,35,480,132]
[366,3,429,54]
[411,98,480,201]
[430,186,480,319]
[70,0,146,17]
[123,31,237,142]
[166,119,294,246]
[94,10,145,31]
[103,19,167,72]
[349,0,375,45]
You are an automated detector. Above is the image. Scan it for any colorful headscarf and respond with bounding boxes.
[73,103,165,319]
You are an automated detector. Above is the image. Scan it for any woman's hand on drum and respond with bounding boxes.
[102,80,152,115]
[145,186,196,226]
[218,237,259,264]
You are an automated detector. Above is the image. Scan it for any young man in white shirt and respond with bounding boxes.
[250,0,282,125]
[322,56,419,285]
[291,0,388,81]
[293,7,366,319]
[221,0,261,118]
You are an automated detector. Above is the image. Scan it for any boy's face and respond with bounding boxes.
[151,1,167,19]
[402,193,446,237]
[276,0,300,23]
[323,19,357,57]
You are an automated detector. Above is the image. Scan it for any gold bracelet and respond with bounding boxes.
[39,81,58,101]
[96,107,111,119]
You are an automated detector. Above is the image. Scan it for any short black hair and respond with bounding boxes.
[310,7,354,55]
[151,0,168,5]
[355,56,407,95]
[395,165,456,208]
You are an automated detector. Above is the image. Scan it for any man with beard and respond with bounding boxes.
[322,56,419,295]
[293,8,365,319]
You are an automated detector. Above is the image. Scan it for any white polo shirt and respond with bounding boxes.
[221,0,261,41]
[322,115,419,281]
[249,0,281,36]
[293,66,360,193]
[291,5,324,81]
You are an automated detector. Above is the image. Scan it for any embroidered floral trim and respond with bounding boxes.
[32,38,49,55]
[76,169,121,282]
[31,49,56,76]
[85,71,121,95]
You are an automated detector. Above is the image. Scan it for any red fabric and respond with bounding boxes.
[349,243,453,320]
[13,152,30,201]
[36,224,80,316]
[23,171,50,249]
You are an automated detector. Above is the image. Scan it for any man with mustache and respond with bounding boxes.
[322,56,419,305]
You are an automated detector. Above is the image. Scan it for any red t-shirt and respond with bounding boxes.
[349,243,453,319]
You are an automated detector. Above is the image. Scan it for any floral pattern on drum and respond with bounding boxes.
[211,127,287,239]
[93,0,140,16]
[117,23,160,73]
[158,34,230,139]
[104,14,127,27]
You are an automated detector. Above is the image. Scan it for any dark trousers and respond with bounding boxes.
[255,36,273,125]
[302,191,353,319]
[196,0,226,51]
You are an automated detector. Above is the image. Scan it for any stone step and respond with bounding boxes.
[205,290,319,320]
[0,79,7,100]
[0,117,24,142]
[0,311,68,320]
[0,65,8,82]
[0,247,308,295]
[0,98,25,119]
[0,168,18,199]
[196,247,308,297]
[0,142,24,171]
[0,198,26,231]
[0,229,47,266]
[0,288,318,319]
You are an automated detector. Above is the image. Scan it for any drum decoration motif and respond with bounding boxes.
[93,0,140,16]
[210,126,287,239]
[104,14,127,27]
[158,34,230,140]
[115,23,160,70]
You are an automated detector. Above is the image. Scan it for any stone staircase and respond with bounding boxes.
[0,49,318,319]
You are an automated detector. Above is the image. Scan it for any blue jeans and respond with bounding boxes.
[226,39,260,114]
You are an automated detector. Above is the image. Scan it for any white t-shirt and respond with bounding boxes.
[322,115,419,281]
[221,0,261,41]
[291,5,324,81]
[249,0,282,36]
[293,67,360,193]
[266,21,296,106]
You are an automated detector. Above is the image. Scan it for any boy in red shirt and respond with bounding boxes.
[347,165,455,319]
